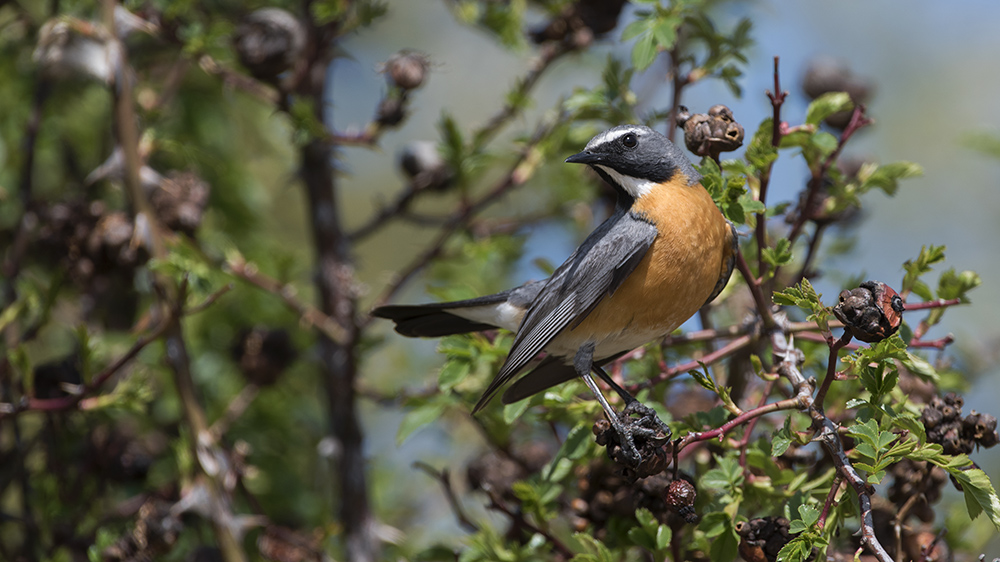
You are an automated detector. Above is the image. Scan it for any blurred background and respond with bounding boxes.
[2,0,999,558]
[334,0,1000,549]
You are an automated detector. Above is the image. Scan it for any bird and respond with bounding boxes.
[373,124,737,465]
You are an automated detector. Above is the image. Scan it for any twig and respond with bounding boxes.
[0,313,172,418]
[226,255,349,344]
[736,251,777,330]
[198,54,279,105]
[675,394,806,453]
[412,462,479,533]
[209,383,260,441]
[348,182,422,242]
[631,333,753,391]
[484,489,574,558]
[902,298,961,311]
[812,415,891,562]
[472,42,571,150]
[785,105,872,246]
[817,474,843,530]
[367,112,564,313]
[813,331,853,412]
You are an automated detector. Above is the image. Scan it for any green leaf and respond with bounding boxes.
[571,533,615,562]
[900,352,939,383]
[902,245,946,296]
[805,92,854,126]
[776,535,815,562]
[771,418,794,457]
[397,399,446,444]
[438,359,470,392]
[503,398,531,424]
[909,444,1000,530]
[746,117,778,170]
[708,517,739,562]
[655,523,672,550]
[631,33,658,71]
[762,238,793,269]
[772,279,831,331]
[860,161,923,196]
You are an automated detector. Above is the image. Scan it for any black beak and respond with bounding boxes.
[565,151,601,165]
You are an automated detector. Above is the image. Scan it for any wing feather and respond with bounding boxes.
[472,209,658,412]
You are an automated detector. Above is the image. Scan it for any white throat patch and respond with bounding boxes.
[595,165,656,199]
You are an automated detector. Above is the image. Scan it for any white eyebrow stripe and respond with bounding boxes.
[585,126,644,151]
[595,165,656,198]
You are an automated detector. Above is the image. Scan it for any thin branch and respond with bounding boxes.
[675,394,806,453]
[736,251,777,330]
[412,462,479,533]
[785,105,872,246]
[813,331,853,412]
[755,56,786,281]
[226,255,349,344]
[484,489,574,559]
[366,112,565,313]
[631,333,753,391]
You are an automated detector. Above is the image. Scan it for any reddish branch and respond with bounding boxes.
[755,56,786,279]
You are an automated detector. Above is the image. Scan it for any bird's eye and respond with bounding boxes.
[622,132,638,148]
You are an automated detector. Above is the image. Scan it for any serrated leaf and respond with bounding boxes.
[771,424,793,457]
[620,19,649,41]
[845,398,867,409]
[559,422,591,458]
[806,92,853,126]
[776,535,815,562]
[847,419,880,448]
[798,504,820,526]
[572,532,615,562]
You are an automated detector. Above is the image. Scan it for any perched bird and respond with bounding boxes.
[373,124,737,464]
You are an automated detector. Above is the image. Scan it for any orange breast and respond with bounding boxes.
[568,178,730,347]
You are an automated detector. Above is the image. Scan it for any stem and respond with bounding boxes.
[412,462,478,533]
[755,56,786,282]
[298,22,376,560]
[736,252,777,330]
[813,331,853,412]
[631,334,752,391]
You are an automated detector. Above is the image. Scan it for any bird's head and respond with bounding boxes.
[565,124,700,202]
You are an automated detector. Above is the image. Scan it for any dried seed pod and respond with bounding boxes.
[149,170,211,235]
[234,8,306,84]
[832,280,904,343]
[382,50,430,91]
[736,516,795,562]
[675,104,745,158]
[398,140,453,191]
[232,327,298,387]
[664,478,699,523]
[529,0,627,46]
[591,415,669,479]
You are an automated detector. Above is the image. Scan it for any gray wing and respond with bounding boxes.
[472,209,658,412]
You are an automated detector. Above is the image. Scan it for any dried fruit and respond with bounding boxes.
[833,280,904,343]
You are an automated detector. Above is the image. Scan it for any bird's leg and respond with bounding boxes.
[592,365,671,439]
[575,344,642,465]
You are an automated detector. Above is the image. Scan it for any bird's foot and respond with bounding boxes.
[593,402,671,479]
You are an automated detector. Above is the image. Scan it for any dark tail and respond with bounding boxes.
[371,303,498,338]
[372,281,544,339]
